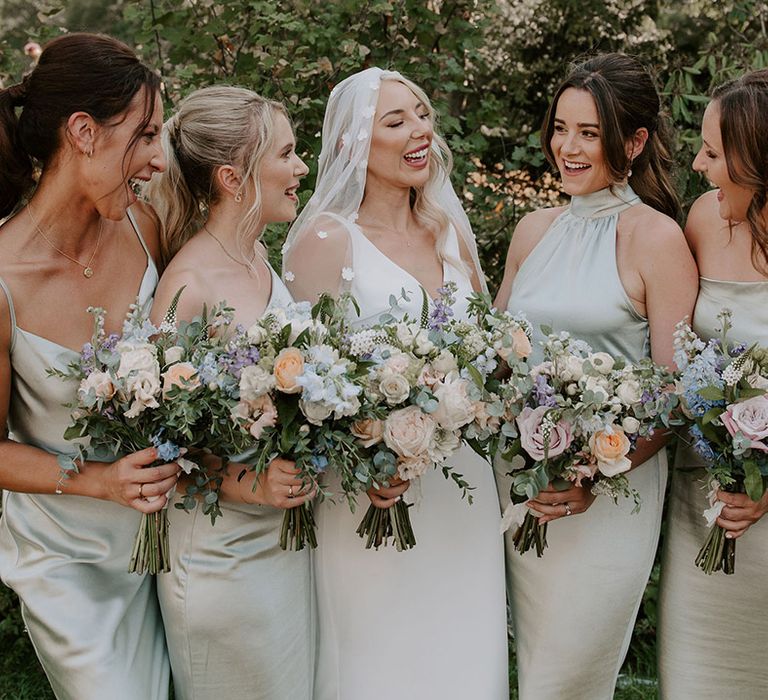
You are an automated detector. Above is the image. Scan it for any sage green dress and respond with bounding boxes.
[496,184,667,699]
[0,211,169,700]
[156,265,314,700]
[659,277,768,698]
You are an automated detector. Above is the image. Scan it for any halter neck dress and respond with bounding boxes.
[497,184,667,699]
[156,263,315,700]
[0,210,170,700]
[659,277,768,698]
[310,223,508,700]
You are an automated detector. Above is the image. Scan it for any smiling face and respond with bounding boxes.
[365,79,434,191]
[693,100,754,222]
[549,88,613,196]
[87,88,166,219]
[256,111,309,226]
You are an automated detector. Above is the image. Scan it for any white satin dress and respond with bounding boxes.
[312,223,508,700]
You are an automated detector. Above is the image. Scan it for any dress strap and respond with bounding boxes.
[126,207,152,262]
[0,276,17,352]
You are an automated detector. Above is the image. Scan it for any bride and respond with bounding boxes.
[283,67,508,700]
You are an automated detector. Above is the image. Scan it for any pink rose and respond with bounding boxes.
[722,395,768,452]
[516,406,572,461]
[383,406,436,459]
[161,362,200,397]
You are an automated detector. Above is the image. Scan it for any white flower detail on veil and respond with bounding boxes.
[341,267,355,281]
[317,230,328,239]
[284,271,295,282]
[357,129,368,141]
[361,105,375,119]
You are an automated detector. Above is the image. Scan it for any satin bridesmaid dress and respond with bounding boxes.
[497,184,667,699]
[0,211,170,700]
[156,264,315,700]
[659,277,768,699]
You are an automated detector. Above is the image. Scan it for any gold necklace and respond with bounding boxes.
[203,225,257,270]
[27,204,103,278]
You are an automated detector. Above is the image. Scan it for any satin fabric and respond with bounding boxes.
[497,184,667,699]
[659,276,768,698]
[311,224,508,700]
[157,267,315,700]
[0,211,170,700]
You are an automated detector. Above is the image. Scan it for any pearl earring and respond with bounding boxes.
[235,192,243,203]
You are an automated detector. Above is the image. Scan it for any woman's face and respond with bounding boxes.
[550,87,612,196]
[693,100,754,222]
[87,89,166,219]
[366,79,434,191]
[257,111,309,225]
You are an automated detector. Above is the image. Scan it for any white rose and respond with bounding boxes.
[116,344,158,379]
[747,373,768,390]
[239,365,275,401]
[395,322,416,347]
[379,370,411,405]
[558,355,585,382]
[300,399,333,426]
[581,375,611,403]
[413,329,435,356]
[384,351,411,375]
[588,352,615,375]
[432,349,458,376]
[429,429,461,461]
[164,346,185,365]
[431,374,475,431]
[78,371,116,401]
[246,324,267,344]
[616,379,643,406]
[383,405,437,458]
[417,363,443,388]
[397,455,432,481]
[622,416,641,434]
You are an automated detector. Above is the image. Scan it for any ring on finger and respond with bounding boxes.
[564,502,572,516]
[288,485,295,499]
[139,483,145,500]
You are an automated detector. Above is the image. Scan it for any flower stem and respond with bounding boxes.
[279,502,318,551]
[356,500,416,551]
[696,524,736,575]
[512,511,548,557]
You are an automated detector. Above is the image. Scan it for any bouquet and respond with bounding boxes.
[499,329,673,557]
[51,293,237,574]
[208,295,370,551]
[674,310,768,574]
[345,284,533,551]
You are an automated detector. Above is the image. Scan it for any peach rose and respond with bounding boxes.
[351,418,385,447]
[78,371,116,401]
[383,406,437,459]
[499,327,532,361]
[247,395,278,440]
[162,362,200,397]
[589,428,631,477]
[273,347,304,394]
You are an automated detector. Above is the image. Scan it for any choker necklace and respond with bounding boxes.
[203,225,258,270]
[27,204,103,278]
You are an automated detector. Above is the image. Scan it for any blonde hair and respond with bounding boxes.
[148,85,287,265]
[380,75,455,257]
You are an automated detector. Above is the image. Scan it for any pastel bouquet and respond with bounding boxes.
[673,310,768,574]
[345,284,533,551]
[51,295,237,574]
[208,294,370,551]
[499,329,673,556]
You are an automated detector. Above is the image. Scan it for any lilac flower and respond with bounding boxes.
[689,424,717,463]
[427,283,457,331]
[532,374,558,407]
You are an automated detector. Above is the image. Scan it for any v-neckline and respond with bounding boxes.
[351,222,449,302]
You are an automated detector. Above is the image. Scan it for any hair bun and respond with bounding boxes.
[6,75,30,107]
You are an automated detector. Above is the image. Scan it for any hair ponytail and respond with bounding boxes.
[628,120,681,221]
[0,81,35,217]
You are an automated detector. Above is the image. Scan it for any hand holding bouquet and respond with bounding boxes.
[674,310,768,574]
[499,329,673,556]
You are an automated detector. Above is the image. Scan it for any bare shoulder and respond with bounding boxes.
[152,245,211,322]
[623,202,685,249]
[285,213,351,262]
[683,190,724,253]
[129,201,162,263]
[507,206,566,263]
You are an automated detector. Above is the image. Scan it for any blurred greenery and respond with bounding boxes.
[2,0,768,697]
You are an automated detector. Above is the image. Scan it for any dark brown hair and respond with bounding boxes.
[711,69,768,273]
[0,33,160,218]
[541,53,681,221]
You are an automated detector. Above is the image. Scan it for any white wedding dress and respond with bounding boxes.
[310,222,508,700]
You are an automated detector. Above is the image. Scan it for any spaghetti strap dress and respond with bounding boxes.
[658,277,768,699]
[156,264,314,700]
[497,184,667,699]
[0,209,169,700]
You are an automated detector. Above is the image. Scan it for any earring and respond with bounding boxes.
[84,147,93,159]
[234,192,243,203]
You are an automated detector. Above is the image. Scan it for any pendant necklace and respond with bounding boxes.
[204,225,258,270]
[27,204,103,278]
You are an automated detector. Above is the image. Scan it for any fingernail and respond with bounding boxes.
[725,533,733,539]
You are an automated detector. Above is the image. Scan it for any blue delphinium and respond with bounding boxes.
[680,340,726,417]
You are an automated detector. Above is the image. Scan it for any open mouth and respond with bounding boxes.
[285,184,300,202]
[562,159,591,176]
[403,145,429,168]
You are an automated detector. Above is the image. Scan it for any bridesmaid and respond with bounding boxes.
[146,86,314,700]
[494,53,698,699]
[658,69,768,698]
[0,34,174,699]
